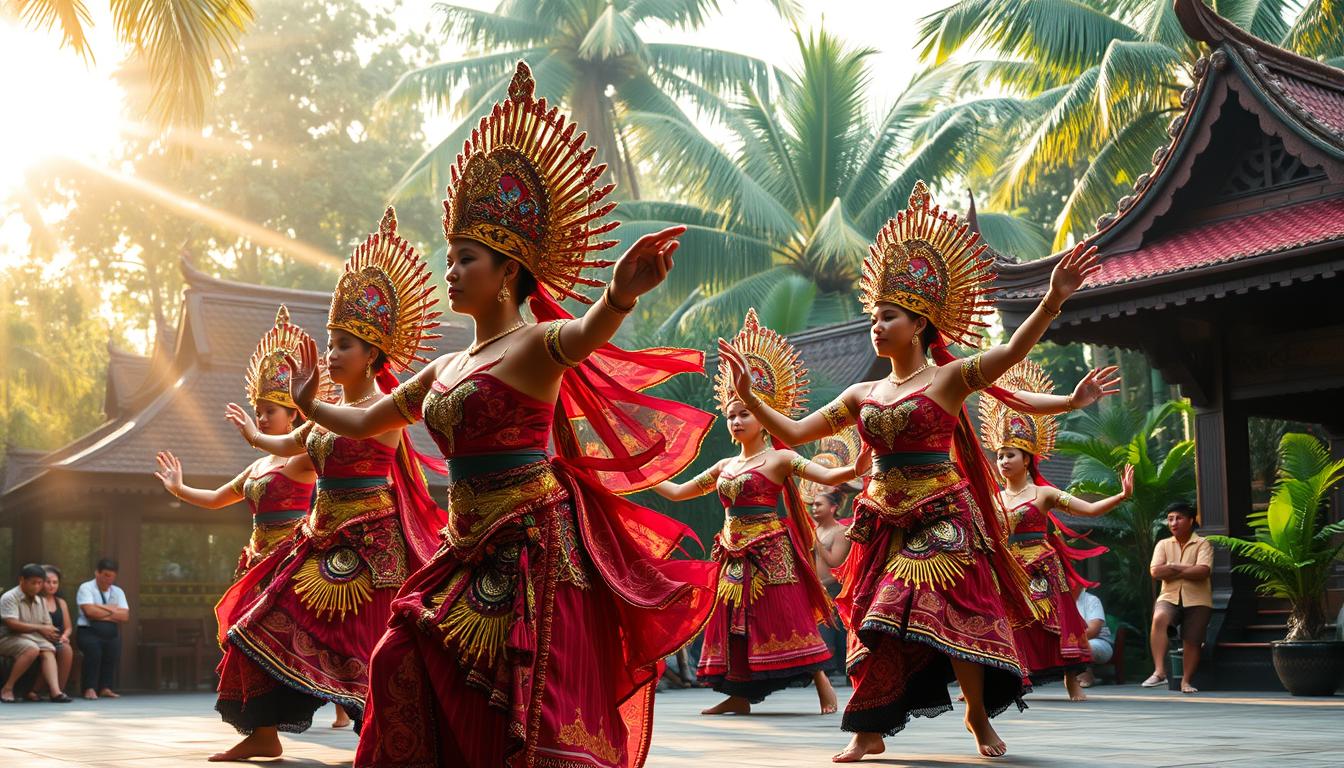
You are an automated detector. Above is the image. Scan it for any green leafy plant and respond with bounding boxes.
[1056,399,1195,635]
[1208,433,1344,642]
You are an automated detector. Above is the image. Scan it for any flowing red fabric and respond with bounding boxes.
[770,435,837,627]
[375,365,448,565]
[530,291,713,494]
[928,340,1039,625]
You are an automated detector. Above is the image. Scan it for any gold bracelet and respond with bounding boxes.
[603,287,637,314]
[308,400,322,420]
[1040,300,1062,318]
[1066,394,1076,411]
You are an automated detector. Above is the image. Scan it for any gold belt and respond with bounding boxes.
[307,486,395,536]
[865,461,964,521]
[444,461,567,551]
[719,512,785,553]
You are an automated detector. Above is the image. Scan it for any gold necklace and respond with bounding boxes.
[342,392,379,407]
[888,362,931,387]
[468,321,526,355]
[1003,484,1035,504]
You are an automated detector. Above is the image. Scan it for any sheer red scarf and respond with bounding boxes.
[375,366,448,567]
[771,436,838,628]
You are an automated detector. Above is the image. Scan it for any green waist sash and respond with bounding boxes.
[446,450,549,481]
[252,509,307,524]
[317,476,389,491]
[725,504,777,518]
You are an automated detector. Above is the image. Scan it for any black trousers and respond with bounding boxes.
[76,625,120,691]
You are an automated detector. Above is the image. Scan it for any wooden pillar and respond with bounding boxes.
[1193,402,1250,608]
[104,497,143,689]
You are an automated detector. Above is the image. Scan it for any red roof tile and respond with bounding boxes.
[1278,76,1344,137]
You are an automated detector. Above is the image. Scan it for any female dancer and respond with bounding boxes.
[979,360,1132,701]
[208,211,445,761]
[155,306,327,579]
[718,181,1105,761]
[284,62,718,768]
[653,309,868,716]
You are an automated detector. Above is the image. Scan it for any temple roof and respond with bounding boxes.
[993,0,1344,325]
[4,258,472,497]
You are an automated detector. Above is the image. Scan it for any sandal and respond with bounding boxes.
[1140,673,1167,688]
[49,693,73,703]
[0,692,16,704]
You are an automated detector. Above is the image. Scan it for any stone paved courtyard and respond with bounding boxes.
[1,685,1340,767]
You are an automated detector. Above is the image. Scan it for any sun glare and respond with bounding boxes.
[0,21,128,194]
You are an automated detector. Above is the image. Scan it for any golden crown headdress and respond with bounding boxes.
[714,308,809,416]
[978,360,1058,460]
[245,306,335,410]
[860,181,996,346]
[799,426,863,503]
[328,207,442,373]
[442,61,620,304]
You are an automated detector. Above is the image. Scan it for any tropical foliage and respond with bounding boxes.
[1057,399,1196,634]
[613,28,1048,344]
[382,0,797,201]
[11,0,254,130]
[916,0,1344,248]
[1208,433,1344,641]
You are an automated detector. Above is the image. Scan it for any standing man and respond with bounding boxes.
[1,563,72,702]
[76,557,130,700]
[1142,503,1213,694]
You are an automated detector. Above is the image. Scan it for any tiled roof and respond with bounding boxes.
[5,259,472,495]
[104,346,152,418]
[789,319,880,390]
[1002,196,1344,299]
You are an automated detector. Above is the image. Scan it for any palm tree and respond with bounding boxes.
[12,0,253,130]
[383,0,798,201]
[916,0,1344,249]
[613,28,1049,342]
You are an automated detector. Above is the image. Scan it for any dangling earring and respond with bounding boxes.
[911,335,919,346]
[497,282,511,303]
[365,360,373,380]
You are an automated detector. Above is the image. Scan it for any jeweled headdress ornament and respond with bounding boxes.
[715,308,809,416]
[442,61,620,304]
[245,306,335,409]
[978,360,1058,460]
[859,181,996,346]
[328,207,442,372]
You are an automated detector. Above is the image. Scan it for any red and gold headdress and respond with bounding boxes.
[978,360,1058,460]
[328,207,442,373]
[860,181,996,346]
[442,61,620,303]
[714,308,809,416]
[245,306,334,410]
[799,426,863,503]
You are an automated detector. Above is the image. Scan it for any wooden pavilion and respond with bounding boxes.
[993,0,1344,688]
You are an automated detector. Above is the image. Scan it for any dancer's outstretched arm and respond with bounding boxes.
[154,451,246,508]
[224,404,310,457]
[1011,366,1120,416]
[1044,465,1134,517]
[789,448,872,487]
[653,459,727,501]
[717,348,867,447]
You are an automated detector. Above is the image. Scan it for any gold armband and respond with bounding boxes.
[693,471,716,492]
[961,353,990,391]
[291,421,314,447]
[819,399,852,433]
[544,320,581,368]
[1058,491,1075,510]
[789,456,809,477]
[229,475,246,495]
[391,378,429,423]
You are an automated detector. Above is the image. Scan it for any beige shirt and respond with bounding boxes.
[0,585,53,637]
[1151,533,1214,608]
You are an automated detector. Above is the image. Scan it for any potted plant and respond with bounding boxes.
[1207,433,1344,696]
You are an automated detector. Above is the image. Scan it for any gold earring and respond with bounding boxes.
[498,283,511,303]
[911,335,919,346]
[365,361,373,379]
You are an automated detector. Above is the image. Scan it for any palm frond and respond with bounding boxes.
[855,112,980,233]
[1094,40,1184,134]
[14,0,94,58]
[917,0,1141,77]
[645,43,772,99]
[109,0,254,129]
[757,274,818,334]
[1217,0,1293,45]
[1282,0,1344,59]
[578,3,643,61]
[997,65,1101,209]
[972,211,1052,260]
[844,67,959,204]
[432,3,548,47]
[801,197,868,284]
[380,49,540,114]
[677,266,796,338]
[609,218,779,296]
[942,58,1074,96]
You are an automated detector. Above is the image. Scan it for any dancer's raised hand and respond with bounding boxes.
[1048,240,1103,302]
[284,335,322,414]
[716,338,754,405]
[608,226,684,307]
[1070,366,1121,409]
[154,451,184,495]
[224,403,261,445]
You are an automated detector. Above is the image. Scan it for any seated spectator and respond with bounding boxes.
[26,565,73,701]
[76,557,130,700]
[1072,584,1113,688]
[811,489,853,677]
[1,563,72,702]
[1142,502,1213,694]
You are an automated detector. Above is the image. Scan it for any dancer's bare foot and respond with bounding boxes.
[83,688,97,700]
[965,714,1007,757]
[700,695,750,715]
[832,731,885,762]
[1065,673,1087,701]
[208,729,282,762]
[815,671,838,714]
[331,703,351,728]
